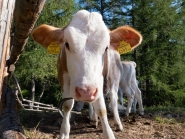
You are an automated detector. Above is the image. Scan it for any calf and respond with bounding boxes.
[31,10,142,139]
[118,61,144,116]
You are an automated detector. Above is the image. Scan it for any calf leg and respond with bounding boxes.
[109,91,123,131]
[74,101,84,112]
[133,85,144,115]
[89,103,94,120]
[122,86,135,116]
[126,95,134,116]
[89,103,98,128]
[118,88,124,106]
[59,94,74,139]
[132,97,137,114]
[93,95,115,139]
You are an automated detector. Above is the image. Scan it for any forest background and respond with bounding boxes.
[11,0,185,109]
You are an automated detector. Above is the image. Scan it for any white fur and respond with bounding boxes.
[60,10,115,139]
[59,73,74,139]
[63,10,109,101]
[119,61,144,116]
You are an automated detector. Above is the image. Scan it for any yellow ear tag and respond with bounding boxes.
[118,41,132,54]
[47,42,61,54]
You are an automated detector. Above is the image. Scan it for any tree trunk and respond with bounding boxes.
[37,82,46,102]
[29,74,35,109]
[37,82,45,110]
[131,0,138,76]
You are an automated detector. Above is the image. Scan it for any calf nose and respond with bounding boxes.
[75,86,97,102]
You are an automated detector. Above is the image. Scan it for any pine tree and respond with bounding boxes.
[78,0,128,28]
[132,0,185,106]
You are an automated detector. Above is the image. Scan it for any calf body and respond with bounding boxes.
[119,61,144,115]
[32,10,142,139]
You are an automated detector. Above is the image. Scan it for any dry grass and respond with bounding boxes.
[24,128,55,139]
[20,108,185,139]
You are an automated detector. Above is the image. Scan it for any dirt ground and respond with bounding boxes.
[20,108,185,139]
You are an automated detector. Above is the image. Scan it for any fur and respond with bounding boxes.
[31,9,143,139]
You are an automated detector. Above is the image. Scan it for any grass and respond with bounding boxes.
[143,106,185,126]
[24,128,54,139]
[155,116,177,124]
[23,118,48,139]
[20,110,61,139]
[144,106,185,115]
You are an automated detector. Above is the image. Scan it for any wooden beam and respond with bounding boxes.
[0,0,15,94]
[9,0,46,64]
[0,0,46,138]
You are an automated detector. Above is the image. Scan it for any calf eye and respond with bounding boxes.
[65,42,70,50]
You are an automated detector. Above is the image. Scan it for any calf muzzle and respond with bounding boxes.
[75,86,97,102]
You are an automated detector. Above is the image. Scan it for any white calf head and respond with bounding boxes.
[31,10,142,102]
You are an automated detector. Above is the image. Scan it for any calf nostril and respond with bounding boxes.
[76,87,85,94]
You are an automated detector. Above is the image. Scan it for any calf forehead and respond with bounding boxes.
[64,10,109,50]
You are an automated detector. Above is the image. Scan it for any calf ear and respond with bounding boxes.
[31,24,64,48]
[110,26,142,50]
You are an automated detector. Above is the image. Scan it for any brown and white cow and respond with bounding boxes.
[32,10,142,139]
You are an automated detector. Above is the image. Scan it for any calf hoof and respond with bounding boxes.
[103,130,115,139]
[115,124,123,131]
[59,135,69,139]
[125,112,129,117]
[89,120,98,128]
[139,111,144,116]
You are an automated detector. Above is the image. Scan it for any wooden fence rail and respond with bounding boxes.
[22,99,59,112]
